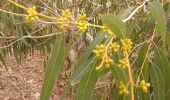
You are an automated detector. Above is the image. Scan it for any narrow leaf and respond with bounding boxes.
[136,43,149,70]
[148,1,167,41]
[149,63,165,100]
[40,35,68,100]
[75,60,98,100]
[154,47,170,93]
[70,33,105,85]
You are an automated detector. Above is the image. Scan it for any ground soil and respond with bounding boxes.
[0,53,72,100]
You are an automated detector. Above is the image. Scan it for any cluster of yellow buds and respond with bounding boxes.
[95,58,113,70]
[57,9,72,29]
[102,58,114,68]
[109,42,120,52]
[120,38,133,55]
[118,58,128,69]
[139,80,151,93]
[61,9,72,19]
[93,44,106,59]
[25,6,39,22]
[77,14,88,33]
[118,84,129,95]
[102,26,116,38]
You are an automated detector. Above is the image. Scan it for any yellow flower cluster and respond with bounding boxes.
[121,38,133,55]
[61,9,72,19]
[140,80,151,93]
[109,42,120,52]
[25,6,39,22]
[102,58,114,68]
[93,38,133,70]
[119,84,129,95]
[93,44,106,59]
[102,26,116,38]
[77,14,88,33]
[57,9,72,29]
[93,44,114,70]
[118,58,128,69]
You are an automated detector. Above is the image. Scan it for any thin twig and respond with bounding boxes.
[0,8,26,16]
[0,32,61,49]
[123,0,149,22]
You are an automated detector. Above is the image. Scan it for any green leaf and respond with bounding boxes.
[154,47,170,93]
[101,14,126,38]
[138,60,150,100]
[111,66,128,84]
[70,33,105,85]
[111,53,128,83]
[40,35,68,100]
[75,60,98,100]
[119,7,135,20]
[136,43,149,67]
[148,1,167,41]
[149,63,165,100]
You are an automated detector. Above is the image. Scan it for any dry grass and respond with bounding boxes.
[0,53,73,100]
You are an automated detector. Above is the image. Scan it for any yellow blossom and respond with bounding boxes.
[25,6,39,22]
[118,58,128,69]
[77,14,88,33]
[103,58,114,68]
[140,80,151,93]
[93,44,106,59]
[61,9,72,19]
[110,42,120,52]
[120,38,133,55]
[118,84,129,95]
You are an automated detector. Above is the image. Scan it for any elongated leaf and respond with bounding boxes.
[149,63,165,100]
[111,53,130,100]
[101,14,126,38]
[75,60,98,100]
[136,43,149,70]
[40,35,68,100]
[111,53,128,83]
[138,60,150,100]
[70,33,105,85]
[148,1,167,41]
[154,47,170,93]
[111,66,128,84]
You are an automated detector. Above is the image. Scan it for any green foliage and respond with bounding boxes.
[0,0,170,100]
[149,63,165,100]
[75,60,98,100]
[70,33,105,85]
[101,15,126,38]
[148,1,167,41]
[40,35,68,100]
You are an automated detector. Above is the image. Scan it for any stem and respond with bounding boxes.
[125,52,134,100]
[96,37,113,70]
[8,0,28,10]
